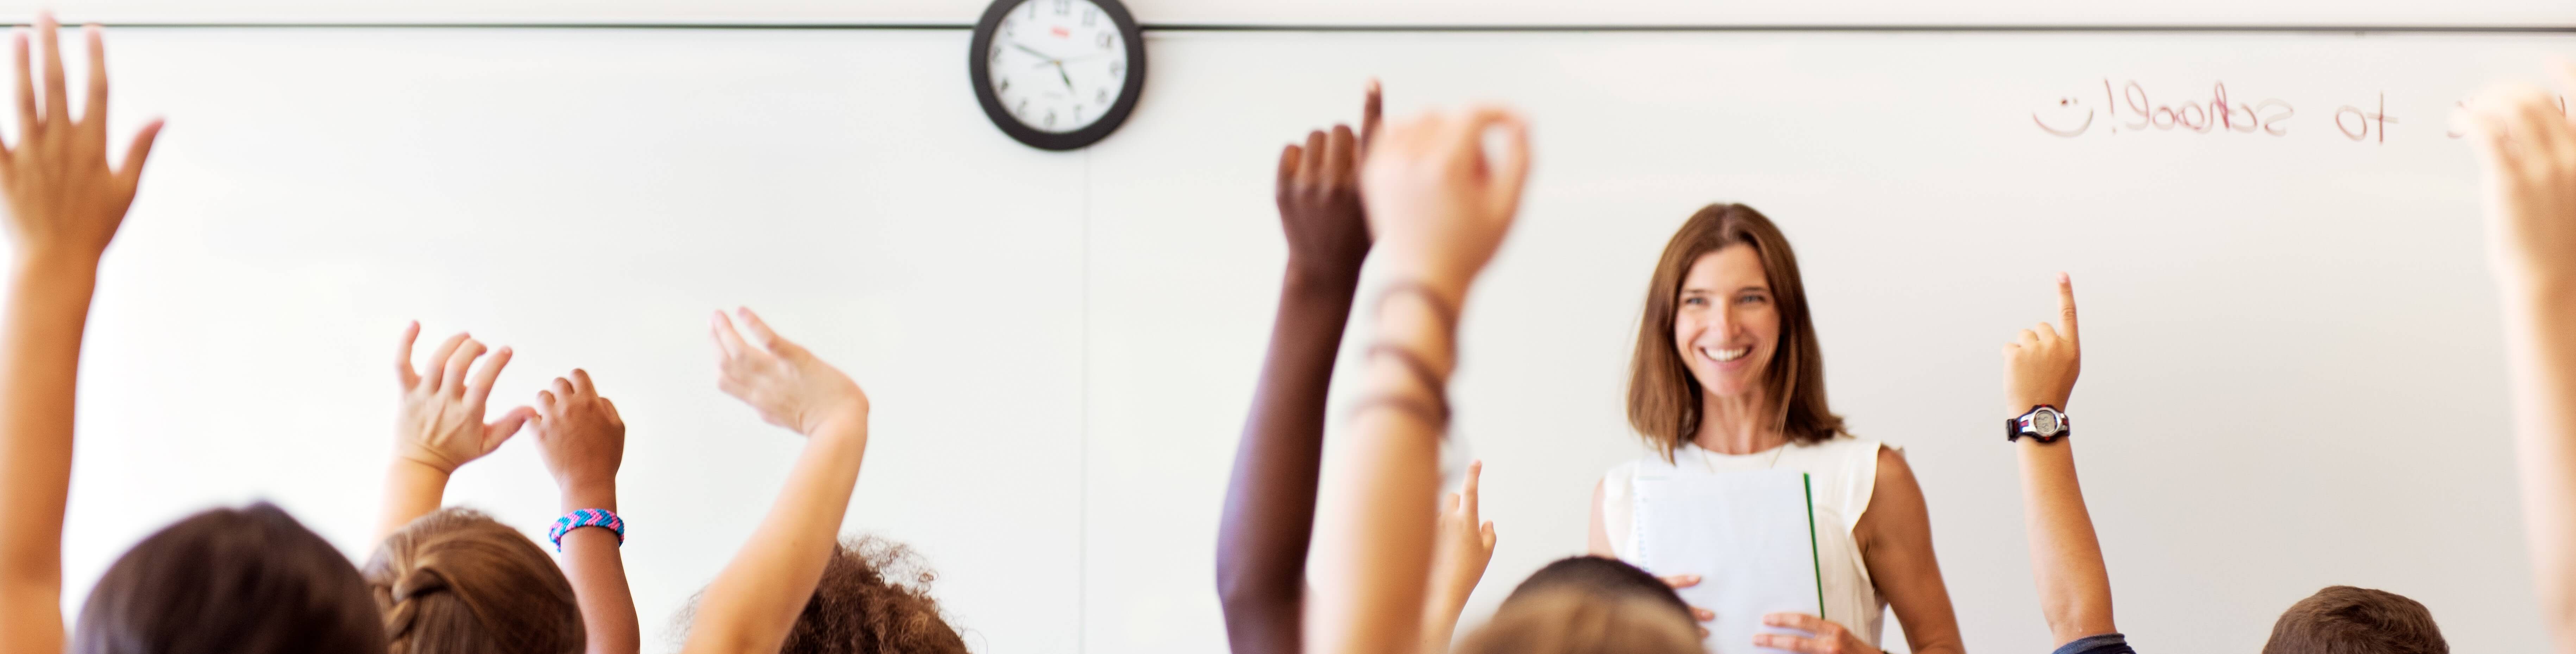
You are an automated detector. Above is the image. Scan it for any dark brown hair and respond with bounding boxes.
[1502,556,1691,623]
[1457,586,1702,654]
[365,507,583,654]
[72,501,387,654]
[778,536,968,654]
[1627,203,1847,459]
[2262,586,2447,654]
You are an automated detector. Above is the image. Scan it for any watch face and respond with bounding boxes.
[2031,409,2061,436]
[972,0,1144,150]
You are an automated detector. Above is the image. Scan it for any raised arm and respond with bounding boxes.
[2003,274,2116,646]
[2461,70,2576,654]
[1215,81,1379,654]
[1419,460,1497,654]
[0,16,159,654]
[532,369,640,654]
[1308,104,1528,654]
[378,323,532,541]
[681,308,871,654]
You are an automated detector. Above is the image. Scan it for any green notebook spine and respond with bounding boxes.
[1804,472,1824,621]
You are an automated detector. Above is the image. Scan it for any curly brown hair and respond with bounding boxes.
[683,535,968,654]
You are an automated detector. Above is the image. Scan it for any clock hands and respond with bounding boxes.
[1009,42,1056,61]
[1052,60,1074,91]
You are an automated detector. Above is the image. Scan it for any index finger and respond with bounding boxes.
[1460,459,1482,516]
[1359,78,1382,151]
[710,311,747,359]
[395,321,422,388]
[80,24,100,128]
[571,368,596,397]
[1761,612,1832,635]
[2056,272,2078,343]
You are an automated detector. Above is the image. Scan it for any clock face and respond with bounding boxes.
[985,0,1130,134]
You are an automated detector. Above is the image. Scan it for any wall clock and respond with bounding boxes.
[969,0,1146,151]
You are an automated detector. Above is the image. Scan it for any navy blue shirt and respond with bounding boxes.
[2050,633,2136,654]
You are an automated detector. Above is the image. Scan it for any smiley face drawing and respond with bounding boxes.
[2034,94,2093,137]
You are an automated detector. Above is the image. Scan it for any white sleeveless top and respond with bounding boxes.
[1599,436,1889,648]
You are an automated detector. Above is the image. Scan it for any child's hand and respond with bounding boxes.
[2460,69,2576,286]
[1358,104,1529,296]
[1429,459,1497,601]
[532,369,624,502]
[1274,81,1379,280]
[2003,273,2081,415]
[712,308,867,436]
[0,15,161,262]
[393,322,533,474]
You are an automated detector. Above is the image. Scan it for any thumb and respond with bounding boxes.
[483,406,534,452]
[1480,520,1496,547]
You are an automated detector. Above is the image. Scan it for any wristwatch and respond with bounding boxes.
[2006,405,2070,443]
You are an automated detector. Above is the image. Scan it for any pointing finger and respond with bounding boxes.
[421,332,470,393]
[1359,78,1382,150]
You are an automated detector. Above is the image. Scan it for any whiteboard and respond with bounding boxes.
[0,0,2564,28]
[11,25,2561,654]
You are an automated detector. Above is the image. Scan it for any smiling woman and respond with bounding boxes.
[1586,203,1967,654]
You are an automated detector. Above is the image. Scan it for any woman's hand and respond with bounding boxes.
[711,307,867,436]
[1756,613,1882,654]
[532,368,624,506]
[393,322,533,475]
[2003,273,2081,415]
[1275,81,1379,282]
[2459,69,2576,288]
[0,16,161,264]
[1358,104,1530,298]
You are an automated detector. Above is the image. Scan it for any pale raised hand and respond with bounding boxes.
[2004,273,2081,415]
[2459,68,2576,287]
[393,322,533,474]
[1357,104,1531,298]
[0,15,161,263]
[711,307,867,436]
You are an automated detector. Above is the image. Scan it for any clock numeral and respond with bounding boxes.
[991,44,1002,61]
[998,78,1011,93]
[1053,0,1069,14]
[1109,61,1124,78]
[1017,99,1029,115]
[1045,110,1057,128]
[1096,32,1112,49]
[1095,88,1108,103]
[1026,2,1036,18]
[1082,7,1097,26]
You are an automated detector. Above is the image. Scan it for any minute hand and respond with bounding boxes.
[1010,42,1059,62]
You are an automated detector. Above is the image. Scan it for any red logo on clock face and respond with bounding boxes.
[1050,26,1069,38]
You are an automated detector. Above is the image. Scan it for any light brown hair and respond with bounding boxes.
[1627,203,1847,460]
[74,501,387,654]
[2262,585,2447,654]
[1457,586,1702,654]
[365,507,583,654]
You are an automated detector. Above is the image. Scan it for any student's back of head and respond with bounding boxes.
[365,507,583,654]
[1502,555,1692,623]
[71,501,386,654]
[1459,587,1701,654]
[2262,585,2447,654]
[774,537,967,654]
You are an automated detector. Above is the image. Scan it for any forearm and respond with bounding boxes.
[1216,270,1361,654]
[684,417,868,654]
[560,486,639,654]
[2015,439,2116,645]
[0,257,98,654]
[2502,278,2576,648]
[377,459,450,542]
[1309,281,1454,654]
[1416,577,1474,654]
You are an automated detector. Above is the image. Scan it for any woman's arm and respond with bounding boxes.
[1844,449,1966,654]
[0,17,159,654]
[1215,82,1378,654]
[1308,104,1529,654]
[2004,274,2116,645]
[681,308,871,654]
[531,369,639,654]
[379,323,531,541]
[2461,72,2576,653]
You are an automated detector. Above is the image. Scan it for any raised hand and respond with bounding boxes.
[1358,104,1531,298]
[1275,81,1381,280]
[2004,273,2081,414]
[2459,70,2576,286]
[393,322,532,475]
[0,14,161,262]
[711,307,867,436]
[1429,459,1496,598]
[532,369,624,501]
[1756,612,1882,654]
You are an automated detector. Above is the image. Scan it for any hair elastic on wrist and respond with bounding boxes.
[1348,392,1451,428]
[1366,343,1452,396]
[1375,280,1461,336]
[547,509,625,553]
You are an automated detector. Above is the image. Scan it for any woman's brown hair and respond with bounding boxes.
[365,507,583,654]
[1627,203,1847,460]
[73,501,388,654]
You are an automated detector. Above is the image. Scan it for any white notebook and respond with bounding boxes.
[1630,469,1824,654]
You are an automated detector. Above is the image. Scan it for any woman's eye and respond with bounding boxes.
[1682,297,1707,306]
[1737,294,1769,305]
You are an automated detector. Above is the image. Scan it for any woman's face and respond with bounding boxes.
[1671,244,1780,400]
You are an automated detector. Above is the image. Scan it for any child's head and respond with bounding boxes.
[2262,585,2447,654]
[1449,556,1699,654]
[365,507,583,654]
[773,536,967,654]
[72,501,387,654]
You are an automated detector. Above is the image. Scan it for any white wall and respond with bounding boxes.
[8,22,2565,654]
[0,0,2567,26]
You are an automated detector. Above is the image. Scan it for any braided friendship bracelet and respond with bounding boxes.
[547,509,626,553]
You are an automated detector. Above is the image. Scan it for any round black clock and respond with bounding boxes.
[969,0,1146,151]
